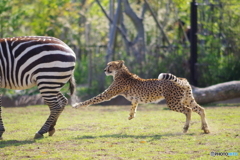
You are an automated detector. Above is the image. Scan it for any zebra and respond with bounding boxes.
[0,36,76,139]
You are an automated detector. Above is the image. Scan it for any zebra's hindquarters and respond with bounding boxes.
[0,36,77,139]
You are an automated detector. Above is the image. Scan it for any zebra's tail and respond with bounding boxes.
[158,73,189,88]
[69,76,76,96]
[68,76,79,106]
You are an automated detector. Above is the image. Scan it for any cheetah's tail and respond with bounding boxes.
[158,73,189,87]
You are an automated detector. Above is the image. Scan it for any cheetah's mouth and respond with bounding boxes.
[105,68,112,74]
[104,69,111,75]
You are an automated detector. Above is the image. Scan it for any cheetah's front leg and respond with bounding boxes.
[128,103,138,120]
[72,91,107,108]
[73,84,125,108]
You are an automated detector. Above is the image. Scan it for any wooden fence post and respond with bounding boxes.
[190,0,198,85]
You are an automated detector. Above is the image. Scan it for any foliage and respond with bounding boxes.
[196,1,240,86]
[0,105,240,159]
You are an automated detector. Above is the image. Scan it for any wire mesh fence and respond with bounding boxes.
[78,1,240,88]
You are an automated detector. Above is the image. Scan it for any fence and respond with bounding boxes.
[78,0,240,89]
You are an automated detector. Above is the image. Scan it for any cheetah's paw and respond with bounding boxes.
[72,102,88,108]
[128,115,135,120]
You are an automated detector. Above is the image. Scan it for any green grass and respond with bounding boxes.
[0,104,239,160]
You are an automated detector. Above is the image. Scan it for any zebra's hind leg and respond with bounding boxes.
[0,84,5,139]
[0,99,5,140]
[48,93,68,136]
[34,94,65,139]
[0,76,4,140]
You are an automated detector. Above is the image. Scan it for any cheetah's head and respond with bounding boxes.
[104,60,124,76]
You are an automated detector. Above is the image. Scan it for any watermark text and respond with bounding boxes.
[210,152,238,156]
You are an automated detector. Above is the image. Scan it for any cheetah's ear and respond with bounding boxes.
[118,60,124,68]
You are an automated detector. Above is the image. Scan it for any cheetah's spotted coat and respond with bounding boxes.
[73,60,210,134]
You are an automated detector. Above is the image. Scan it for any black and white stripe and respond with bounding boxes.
[158,73,189,87]
[0,36,76,139]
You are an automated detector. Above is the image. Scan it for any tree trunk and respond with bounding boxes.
[123,0,146,62]
[192,81,240,104]
[106,0,121,62]
[85,23,93,87]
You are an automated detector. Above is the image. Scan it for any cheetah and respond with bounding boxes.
[73,60,210,134]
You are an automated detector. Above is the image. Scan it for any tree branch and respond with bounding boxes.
[144,0,171,46]
[123,0,142,30]
[141,2,148,19]
[95,0,130,45]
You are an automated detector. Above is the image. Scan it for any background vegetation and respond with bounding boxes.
[0,0,240,100]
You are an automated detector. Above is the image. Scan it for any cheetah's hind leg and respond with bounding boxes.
[187,100,210,134]
[182,107,192,133]
[166,101,192,133]
[195,105,210,134]
[181,84,210,134]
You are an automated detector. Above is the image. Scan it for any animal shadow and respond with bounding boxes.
[0,140,35,148]
[74,132,195,141]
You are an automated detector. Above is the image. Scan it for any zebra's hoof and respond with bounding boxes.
[0,137,3,140]
[48,129,55,136]
[34,133,44,139]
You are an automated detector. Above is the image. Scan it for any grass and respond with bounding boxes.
[0,104,239,160]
